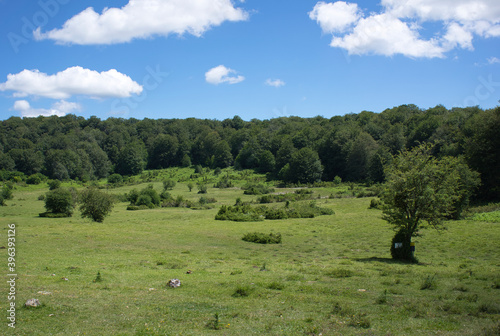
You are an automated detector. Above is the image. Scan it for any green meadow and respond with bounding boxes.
[1,169,499,335]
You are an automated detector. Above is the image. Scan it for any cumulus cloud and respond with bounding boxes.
[265,79,286,87]
[13,100,81,118]
[309,1,360,33]
[330,13,445,58]
[35,0,249,45]
[310,0,500,58]
[205,65,245,85]
[0,66,143,99]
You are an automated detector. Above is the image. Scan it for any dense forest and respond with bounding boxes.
[0,104,498,201]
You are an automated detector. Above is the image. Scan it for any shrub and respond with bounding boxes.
[128,186,161,208]
[199,196,217,205]
[264,208,288,220]
[215,205,263,222]
[160,190,172,201]
[187,182,194,192]
[369,198,383,209]
[107,173,123,185]
[37,194,45,201]
[43,188,75,216]
[79,188,115,222]
[242,232,282,244]
[136,194,153,208]
[26,173,44,185]
[0,184,14,206]
[215,178,234,189]
[47,179,61,190]
[243,184,274,195]
[197,184,208,194]
[194,165,203,174]
[163,179,176,190]
[127,189,140,204]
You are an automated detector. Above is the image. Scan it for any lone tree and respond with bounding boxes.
[79,188,115,222]
[381,144,479,263]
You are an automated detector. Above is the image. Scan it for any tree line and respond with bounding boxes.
[0,104,498,201]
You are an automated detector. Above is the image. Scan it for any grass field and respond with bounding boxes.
[1,168,499,335]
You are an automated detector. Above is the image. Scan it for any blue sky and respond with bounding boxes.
[0,0,499,121]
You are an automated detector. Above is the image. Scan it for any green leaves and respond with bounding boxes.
[382,143,479,260]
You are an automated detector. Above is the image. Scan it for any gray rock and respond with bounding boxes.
[25,299,41,307]
[168,279,181,288]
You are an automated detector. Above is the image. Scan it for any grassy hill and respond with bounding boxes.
[1,168,499,335]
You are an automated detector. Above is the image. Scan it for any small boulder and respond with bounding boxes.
[168,279,181,288]
[25,299,41,308]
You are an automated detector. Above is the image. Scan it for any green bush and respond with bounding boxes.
[199,196,217,205]
[243,184,274,195]
[369,198,383,209]
[136,194,153,208]
[128,186,161,208]
[0,184,14,206]
[197,184,208,194]
[43,188,75,216]
[242,232,282,244]
[163,179,176,190]
[27,173,45,185]
[47,179,61,190]
[264,208,289,220]
[79,188,115,222]
[214,178,234,189]
[107,174,123,185]
[215,205,263,222]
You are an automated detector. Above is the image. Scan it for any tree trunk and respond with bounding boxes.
[390,229,417,263]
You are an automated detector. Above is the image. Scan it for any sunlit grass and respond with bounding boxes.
[0,168,499,335]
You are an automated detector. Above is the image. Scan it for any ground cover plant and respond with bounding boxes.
[0,167,498,335]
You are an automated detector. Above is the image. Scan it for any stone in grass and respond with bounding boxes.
[168,279,181,288]
[25,299,41,308]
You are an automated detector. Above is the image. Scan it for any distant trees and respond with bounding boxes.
[115,141,147,176]
[0,105,497,201]
[381,144,479,262]
[282,148,323,184]
[465,106,500,200]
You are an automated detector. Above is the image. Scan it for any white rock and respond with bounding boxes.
[25,299,41,307]
[168,279,181,288]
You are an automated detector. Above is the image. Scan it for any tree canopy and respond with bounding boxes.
[381,144,480,262]
[0,104,497,201]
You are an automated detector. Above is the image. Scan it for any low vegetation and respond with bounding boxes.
[0,167,498,335]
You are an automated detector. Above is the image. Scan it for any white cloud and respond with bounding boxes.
[35,0,249,45]
[310,0,500,58]
[488,56,500,64]
[330,13,445,58]
[309,1,360,33]
[0,66,143,99]
[381,0,500,23]
[13,100,81,118]
[265,79,286,87]
[442,22,474,50]
[205,65,245,85]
